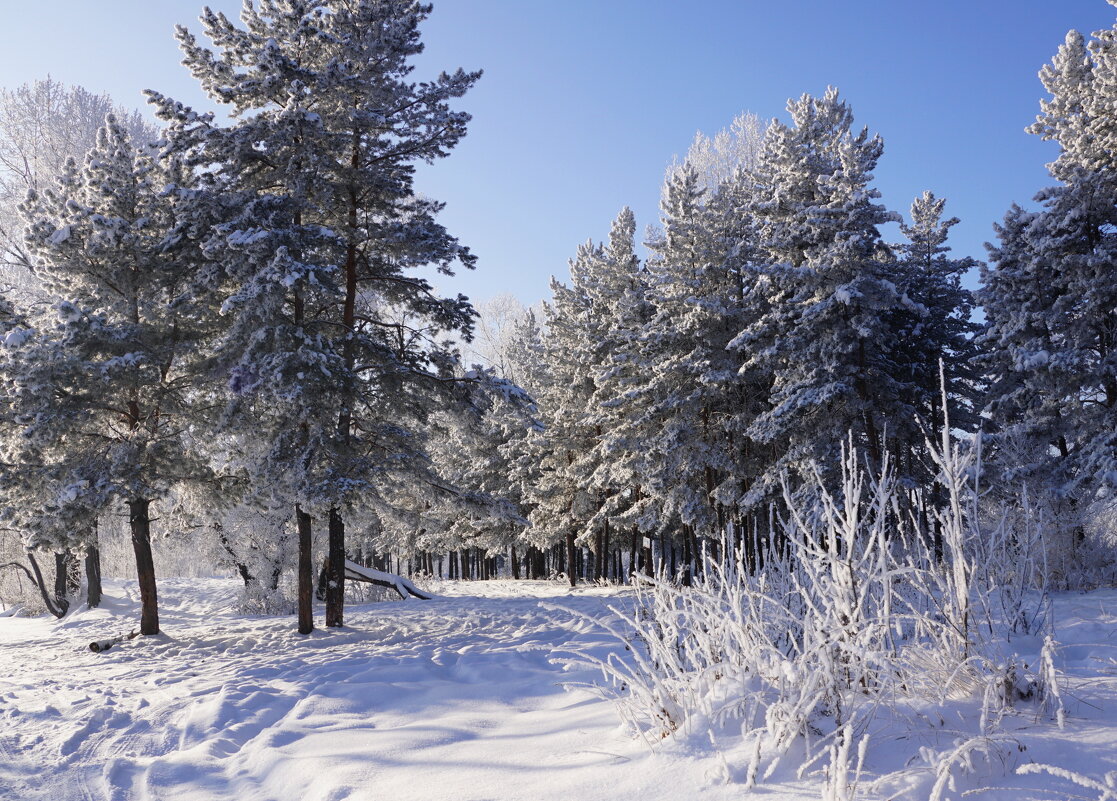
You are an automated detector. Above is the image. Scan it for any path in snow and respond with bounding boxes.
[0,578,746,801]
[4,578,1117,801]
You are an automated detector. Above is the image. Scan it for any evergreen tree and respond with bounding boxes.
[893,191,980,472]
[982,20,1117,501]
[626,167,747,556]
[731,89,907,498]
[3,116,208,634]
[528,243,605,585]
[0,78,156,286]
[584,208,655,576]
[151,0,479,629]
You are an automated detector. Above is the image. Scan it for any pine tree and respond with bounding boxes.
[3,116,208,634]
[982,19,1117,502]
[528,243,606,585]
[584,208,655,578]
[151,0,479,628]
[625,167,748,558]
[893,191,980,471]
[0,78,156,287]
[731,89,907,498]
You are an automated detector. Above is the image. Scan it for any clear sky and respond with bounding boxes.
[2,1,1116,306]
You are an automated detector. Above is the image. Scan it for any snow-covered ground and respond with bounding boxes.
[1,578,1117,801]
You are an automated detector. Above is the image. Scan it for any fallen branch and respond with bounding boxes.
[343,559,435,600]
[89,629,138,653]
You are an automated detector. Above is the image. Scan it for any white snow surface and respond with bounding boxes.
[2,579,1117,801]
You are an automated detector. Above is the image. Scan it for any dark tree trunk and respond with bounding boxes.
[54,552,70,610]
[325,508,345,627]
[316,561,329,600]
[129,498,159,635]
[296,505,314,635]
[215,523,254,587]
[510,545,520,580]
[566,530,576,587]
[65,549,81,597]
[602,519,610,582]
[682,527,693,587]
[85,544,102,608]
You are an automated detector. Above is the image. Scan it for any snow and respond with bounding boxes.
[3,579,1117,801]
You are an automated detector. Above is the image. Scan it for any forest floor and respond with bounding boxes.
[0,578,1116,801]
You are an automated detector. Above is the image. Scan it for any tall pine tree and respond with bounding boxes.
[151,0,479,629]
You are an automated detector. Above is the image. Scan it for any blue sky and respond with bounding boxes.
[2,1,1115,306]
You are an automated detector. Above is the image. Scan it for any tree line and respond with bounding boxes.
[3,2,1117,630]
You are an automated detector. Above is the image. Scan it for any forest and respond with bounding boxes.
[3,2,1117,800]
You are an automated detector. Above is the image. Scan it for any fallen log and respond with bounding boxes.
[89,629,138,652]
[343,559,435,600]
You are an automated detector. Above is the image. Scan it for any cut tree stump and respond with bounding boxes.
[343,559,435,600]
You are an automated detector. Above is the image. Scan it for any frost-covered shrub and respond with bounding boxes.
[564,431,1065,794]
[240,580,296,616]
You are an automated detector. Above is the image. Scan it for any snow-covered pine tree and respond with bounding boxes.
[503,308,548,403]
[0,288,102,616]
[422,367,535,575]
[584,207,655,579]
[151,0,479,628]
[528,243,607,585]
[980,203,1064,487]
[982,21,1117,506]
[893,191,980,477]
[0,78,156,288]
[731,89,908,499]
[500,309,551,576]
[625,166,745,565]
[0,82,156,612]
[4,115,209,634]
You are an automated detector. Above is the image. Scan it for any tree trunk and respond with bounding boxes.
[54,551,70,611]
[85,543,102,608]
[296,505,314,635]
[566,530,576,587]
[129,498,159,635]
[602,519,610,582]
[682,526,692,587]
[325,508,345,627]
[510,545,520,580]
[215,522,254,587]
[15,551,67,617]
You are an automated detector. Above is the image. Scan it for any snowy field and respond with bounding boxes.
[2,579,1117,801]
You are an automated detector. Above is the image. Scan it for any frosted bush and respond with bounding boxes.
[562,430,1065,793]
